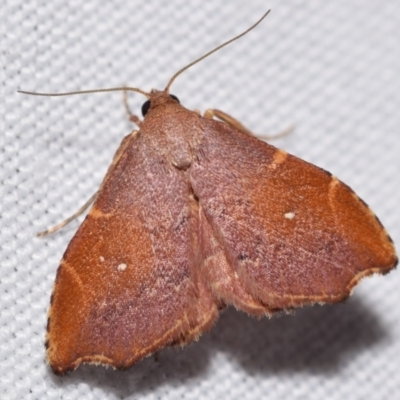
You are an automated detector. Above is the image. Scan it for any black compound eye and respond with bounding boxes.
[141,100,151,117]
[169,94,180,103]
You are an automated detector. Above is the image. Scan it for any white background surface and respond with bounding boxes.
[2,0,400,399]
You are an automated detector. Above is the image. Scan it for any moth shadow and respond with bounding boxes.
[55,296,387,396]
[211,295,386,375]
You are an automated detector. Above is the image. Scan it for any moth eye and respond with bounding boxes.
[169,94,180,103]
[141,100,151,117]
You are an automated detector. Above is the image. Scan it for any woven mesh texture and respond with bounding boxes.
[2,0,400,399]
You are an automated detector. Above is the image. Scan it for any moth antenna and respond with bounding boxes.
[18,87,151,99]
[165,9,271,92]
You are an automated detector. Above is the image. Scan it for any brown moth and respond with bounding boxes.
[20,10,397,375]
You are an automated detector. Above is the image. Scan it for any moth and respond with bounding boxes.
[20,11,397,375]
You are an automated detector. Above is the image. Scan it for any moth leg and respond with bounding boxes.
[204,108,293,140]
[37,191,98,237]
[123,90,142,127]
[38,131,136,237]
[204,109,254,136]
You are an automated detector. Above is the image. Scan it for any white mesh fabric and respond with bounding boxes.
[2,0,400,399]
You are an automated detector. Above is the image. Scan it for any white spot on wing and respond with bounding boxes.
[284,212,295,220]
[117,263,127,271]
[99,256,105,262]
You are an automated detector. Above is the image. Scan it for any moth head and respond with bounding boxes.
[141,93,180,117]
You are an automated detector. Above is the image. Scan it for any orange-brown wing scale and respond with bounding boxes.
[46,131,218,375]
[191,117,397,313]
